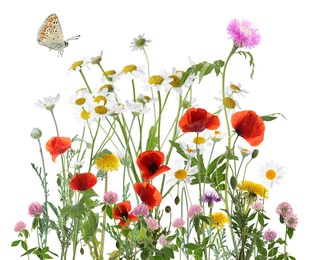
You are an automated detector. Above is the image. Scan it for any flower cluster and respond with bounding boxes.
[12,19,298,260]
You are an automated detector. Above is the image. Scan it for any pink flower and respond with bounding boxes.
[227,19,261,49]
[263,229,277,242]
[133,204,149,217]
[276,202,293,218]
[251,201,264,211]
[14,221,26,232]
[284,213,299,229]
[28,202,43,217]
[158,234,170,246]
[145,217,159,230]
[172,217,185,229]
[103,191,119,205]
[187,204,203,218]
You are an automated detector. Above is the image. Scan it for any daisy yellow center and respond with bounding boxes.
[265,169,277,180]
[186,148,194,153]
[100,84,114,92]
[193,136,206,144]
[174,169,188,180]
[212,130,221,141]
[80,110,90,120]
[169,75,180,88]
[105,70,116,76]
[223,97,236,109]
[94,95,107,105]
[94,105,107,115]
[123,65,137,73]
[75,97,86,106]
[70,61,83,70]
[230,84,241,91]
[241,148,249,156]
[149,75,164,85]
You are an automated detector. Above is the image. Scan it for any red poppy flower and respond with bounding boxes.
[134,182,162,210]
[137,150,170,181]
[231,110,265,146]
[46,137,71,162]
[69,172,97,191]
[113,201,138,229]
[178,107,220,132]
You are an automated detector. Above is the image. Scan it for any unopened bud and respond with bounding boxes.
[30,128,42,139]
[165,206,171,213]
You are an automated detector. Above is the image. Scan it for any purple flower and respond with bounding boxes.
[203,190,221,208]
[187,204,203,218]
[227,19,261,48]
[284,213,299,229]
[158,234,170,246]
[145,217,159,230]
[251,201,264,211]
[133,204,149,217]
[172,217,185,229]
[103,191,119,205]
[276,201,293,218]
[14,221,26,232]
[28,202,43,217]
[263,229,277,242]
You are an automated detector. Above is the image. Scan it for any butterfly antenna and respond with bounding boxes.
[66,35,81,41]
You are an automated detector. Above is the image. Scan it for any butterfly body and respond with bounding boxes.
[37,14,79,57]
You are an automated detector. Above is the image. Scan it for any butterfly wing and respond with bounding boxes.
[37,14,66,52]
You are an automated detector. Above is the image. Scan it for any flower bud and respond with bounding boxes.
[174,196,180,205]
[165,206,171,213]
[252,149,259,159]
[30,128,42,139]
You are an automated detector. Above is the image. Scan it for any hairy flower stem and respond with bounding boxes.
[99,174,109,258]
[222,45,239,254]
[36,138,49,246]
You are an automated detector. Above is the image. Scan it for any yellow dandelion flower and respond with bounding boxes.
[95,153,120,172]
[210,212,230,228]
[237,180,269,199]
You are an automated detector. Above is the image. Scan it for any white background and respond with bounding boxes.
[1,0,311,259]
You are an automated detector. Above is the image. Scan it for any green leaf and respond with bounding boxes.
[146,125,158,150]
[199,62,213,83]
[184,243,199,250]
[237,51,255,78]
[161,247,175,258]
[141,248,150,260]
[11,240,21,247]
[261,113,287,121]
[287,227,294,239]
[81,211,99,243]
[106,205,113,219]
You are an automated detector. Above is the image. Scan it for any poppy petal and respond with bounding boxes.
[69,172,97,191]
[46,137,71,162]
[134,182,162,210]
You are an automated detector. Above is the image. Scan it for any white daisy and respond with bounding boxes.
[211,130,226,142]
[130,34,152,51]
[179,141,200,158]
[166,160,197,186]
[125,100,150,115]
[237,145,253,157]
[143,70,173,92]
[259,161,285,188]
[35,93,60,111]
[226,82,249,97]
[68,88,92,109]
[214,89,241,115]
[185,130,211,152]
[119,64,145,80]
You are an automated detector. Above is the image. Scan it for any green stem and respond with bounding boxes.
[100,174,108,258]
[79,69,92,93]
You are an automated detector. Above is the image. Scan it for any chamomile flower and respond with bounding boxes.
[166,160,197,186]
[226,82,248,97]
[164,67,193,95]
[125,100,150,115]
[214,90,241,114]
[143,71,173,92]
[130,34,151,51]
[120,64,145,80]
[87,50,103,65]
[102,69,119,83]
[68,60,87,72]
[74,105,94,125]
[35,93,60,111]
[179,141,198,158]
[211,130,226,142]
[91,98,109,120]
[136,94,158,105]
[259,161,285,188]
[185,130,211,152]
[237,145,253,157]
[69,88,92,108]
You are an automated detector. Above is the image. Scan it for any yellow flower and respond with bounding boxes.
[95,153,120,172]
[206,212,230,229]
[237,180,269,199]
[70,60,84,70]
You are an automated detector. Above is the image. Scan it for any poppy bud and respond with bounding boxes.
[165,206,171,213]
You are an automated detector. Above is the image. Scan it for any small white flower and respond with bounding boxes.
[125,100,150,115]
[185,130,211,152]
[130,34,151,51]
[119,64,145,80]
[68,88,92,108]
[211,130,226,142]
[35,93,60,111]
[259,161,285,188]
[226,82,249,97]
[237,145,253,157]
[166,160,197,186]
[143,70,173,92]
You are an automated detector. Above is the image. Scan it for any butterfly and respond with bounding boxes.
[37,13,80,57]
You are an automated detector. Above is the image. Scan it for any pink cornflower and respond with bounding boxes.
[284,213,299,229]
[14,221,26,232]
[103,191,119,205]
[263,229,277,242]
[172,217,185,229]
[145,217,159,230]
[133,204,149,217]
[187,204,203,218]
[28,202,43,217]
[251,201,264,211]
[158,234,170,246]
[276,202,293,218]
[227,19,261,49]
